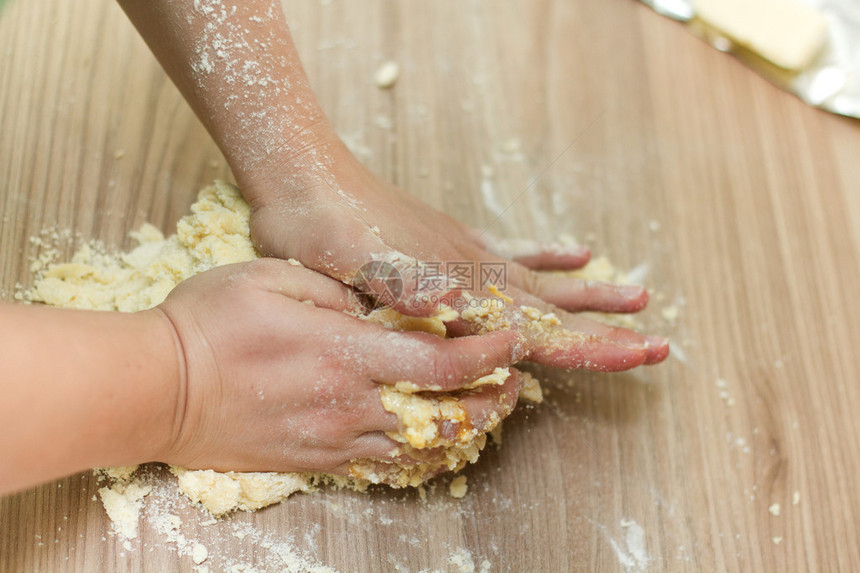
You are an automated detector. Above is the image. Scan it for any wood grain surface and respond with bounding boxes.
[2,0,859,571]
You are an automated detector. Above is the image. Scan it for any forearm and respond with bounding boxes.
[116,0,344,203]
[0,304,182,495]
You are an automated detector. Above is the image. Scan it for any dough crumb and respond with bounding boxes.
[447,547,477,572]
[793,491,800,505]
[500,137,521,154]
[489,424,503,447]
[661,305,679,324]
[519,371,543,404]
[166,514,183,530]
[170,466,313,516]
[192,542,209,564]
[98,480,152,545]
[374,61,400,88]
[449,475,468,499]
[769,503,781,516]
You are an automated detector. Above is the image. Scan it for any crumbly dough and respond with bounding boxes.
[347,367,512,488]
[374,60,400,88]
[98,479,152,543]
[169,467,316,515]
[27,181,544,516]
[519,371,544,404]
[448,475,468,499]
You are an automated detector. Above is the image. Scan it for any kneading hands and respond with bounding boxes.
[0,0,668,495]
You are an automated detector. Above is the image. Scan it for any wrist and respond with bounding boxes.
[232,123,361,210]
[137,308,188,465]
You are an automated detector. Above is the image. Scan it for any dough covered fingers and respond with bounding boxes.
[337,369,524,487]
[154,256,531,477]
[348,328,524,391]
[445,289,667,371]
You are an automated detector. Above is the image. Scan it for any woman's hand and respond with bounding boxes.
[244,144,669,373]
[155,258,524,474]
[117,0,669,375]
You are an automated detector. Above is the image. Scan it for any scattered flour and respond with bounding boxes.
[606,518,650,573]
[137,469,336,572]
[447,547,491,573]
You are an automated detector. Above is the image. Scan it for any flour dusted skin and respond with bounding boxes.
[28,181,544,516]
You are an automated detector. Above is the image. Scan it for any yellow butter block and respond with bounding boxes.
[696,0,829,71]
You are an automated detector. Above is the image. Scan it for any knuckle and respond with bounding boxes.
[339,407,367,434]
[317,423,351,452]
[432,347,463,389]
[315,452,344,473]
[517,267,545,297]
[246,256,280,278]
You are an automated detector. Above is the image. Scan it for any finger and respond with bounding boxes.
[524,326,649,371]
[369,370,523,453]
[340,433,452,469]
[508,248,591,271]
[465,227,591,271]
[329,433,453,483]
[338,456,451,486]
[296,215,457,318]
[342,431,404,461]
[339,244,458,318]
[355,328,524,391]
[242,257,360,312]
[513,290,669,368]
[483,236,592,271]
[507,263,649,313]
[451,240,647,314]
[535,297,668,366]
[446,289,668,371]
[436,368,524,441]
[643,336,671,364]
[351,394,401,435]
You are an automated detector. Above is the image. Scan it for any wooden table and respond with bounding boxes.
[2,0,859,570]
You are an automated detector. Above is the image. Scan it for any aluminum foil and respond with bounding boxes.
[640,0,860,119]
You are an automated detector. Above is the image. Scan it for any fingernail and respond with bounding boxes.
[511,333,530,362]
[540,241,589,258]
[615,283,645,296]
[644,335,669,348]
[566,244,590,257]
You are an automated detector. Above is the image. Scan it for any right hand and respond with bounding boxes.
[153,258,524,476]
[245,145,669,372]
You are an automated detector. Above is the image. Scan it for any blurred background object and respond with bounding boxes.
[641,0,860,117]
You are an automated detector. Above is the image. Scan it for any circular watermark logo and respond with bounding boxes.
[351,261,404,310]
